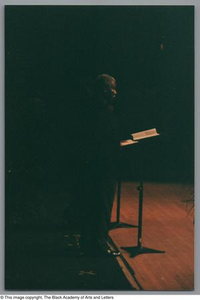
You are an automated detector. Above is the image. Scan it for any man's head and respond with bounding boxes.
[95,74,117,104]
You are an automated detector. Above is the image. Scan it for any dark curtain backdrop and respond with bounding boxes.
[5,6,194,225]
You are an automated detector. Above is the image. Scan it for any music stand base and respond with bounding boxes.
[121,246,165,258]
[110,222,138,230]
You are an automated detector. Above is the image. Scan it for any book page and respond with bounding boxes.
[120,139,138,147]
[131,128,159,141]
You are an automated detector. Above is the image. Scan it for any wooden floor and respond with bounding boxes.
[110,182,194,291]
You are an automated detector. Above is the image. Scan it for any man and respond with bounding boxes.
[79,74,121,257]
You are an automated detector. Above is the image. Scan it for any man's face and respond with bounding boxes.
[104,79,117,103]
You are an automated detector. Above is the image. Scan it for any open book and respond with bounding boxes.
[120,139,138,147]
[131,128,159,141]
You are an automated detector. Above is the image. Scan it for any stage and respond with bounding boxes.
[5,182,194,291]
[110,181,194,291]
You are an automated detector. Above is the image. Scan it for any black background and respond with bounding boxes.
[5,6,194,189]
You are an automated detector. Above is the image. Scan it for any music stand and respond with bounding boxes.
[121,129,165,258]
[110,139,138,230]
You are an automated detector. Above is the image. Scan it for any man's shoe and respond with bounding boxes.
[100,249,121,257]
[80,247,121,258]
